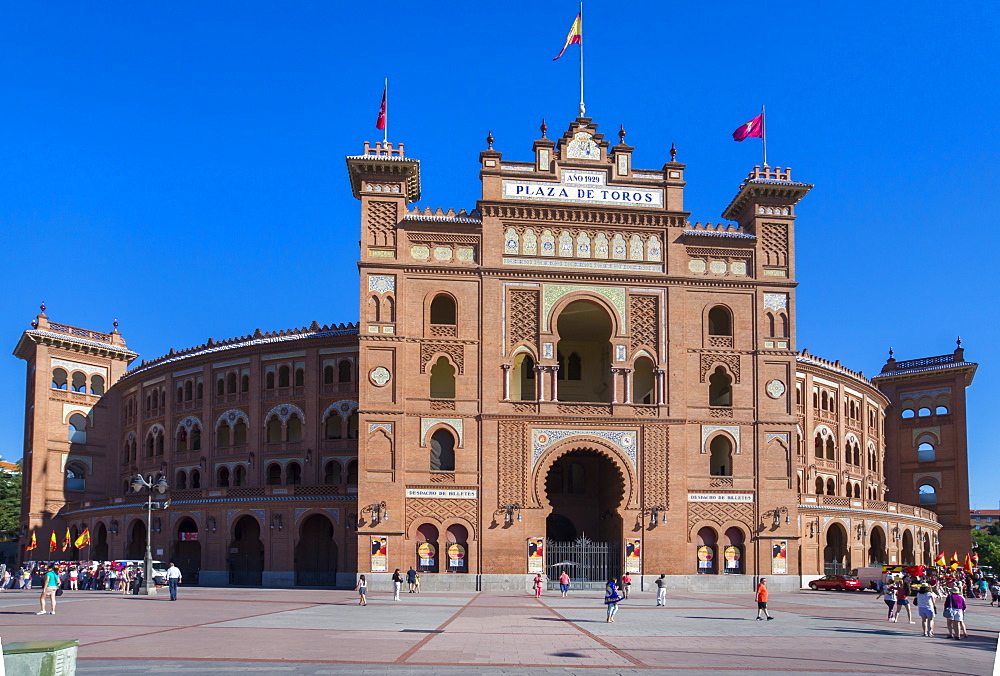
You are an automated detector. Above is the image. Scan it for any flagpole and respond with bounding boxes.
[579,1,585,117]
[384,77,388,145]
[761,104,767,168]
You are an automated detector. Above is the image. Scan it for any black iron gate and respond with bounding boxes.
[546,536,620,590]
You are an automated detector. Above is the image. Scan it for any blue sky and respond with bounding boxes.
[0,2,996,505]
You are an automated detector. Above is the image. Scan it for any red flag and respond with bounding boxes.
[375,87,387,131]
[553,14,582,60]
[733,113,764,142]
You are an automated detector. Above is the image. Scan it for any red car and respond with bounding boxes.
[808,575,861,591]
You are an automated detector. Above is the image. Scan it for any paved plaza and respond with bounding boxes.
[0,586,995,675]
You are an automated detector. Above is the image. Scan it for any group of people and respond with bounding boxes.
[3,561,148,593]
[356,566,422,605]
[878,571,980,639]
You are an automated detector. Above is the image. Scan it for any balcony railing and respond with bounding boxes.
[800,494,939,522]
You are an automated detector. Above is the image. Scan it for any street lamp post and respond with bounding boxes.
[131,474,169,596]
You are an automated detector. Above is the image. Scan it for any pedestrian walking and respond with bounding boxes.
[406,566,417,593]
[558,570,570,598]
[990,579,1000,607]
[355,574,367,605]
[69,566,78,590]
[944,586,968,640]
[654,574,667,606]
[37,565,59,615]
[533,573,544,598]
[414,571,420,593]
[894,581,914,623]
[392,569,402,601]
[621,572,632,599]
[166,562,182,601]
[604,577,623,622]
[880,582,897,621]
[755,577,772,621]
[916,584,938,637]
[21,567,31,590]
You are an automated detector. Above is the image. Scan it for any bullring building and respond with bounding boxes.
[14,117,976,589]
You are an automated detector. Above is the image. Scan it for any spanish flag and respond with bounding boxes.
[973,551,980,565]
[49,531,57,553]
[63,528,71,552]
[74,527,91,549]
[950,552,960,570]
[933,552,946,567]
[553,14,582,60]
[26,532,37,551]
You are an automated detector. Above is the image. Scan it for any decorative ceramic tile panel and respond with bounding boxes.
[542,284,626,330]
[368,275,395,293]
[368,422,393,434]
[701,425,741,454]
[420,418,464,447]
[264,404,305,424]
[322,400,358,420]
[764,293,788,311]
[531,428,637,468]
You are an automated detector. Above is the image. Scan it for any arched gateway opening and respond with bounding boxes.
[543,448,625,589]
[295,514,338,586]
[824,522,850,575]
[174,518,201,585]
[228,515,264,586]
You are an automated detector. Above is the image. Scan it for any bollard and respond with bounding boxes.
[2,640,78,676]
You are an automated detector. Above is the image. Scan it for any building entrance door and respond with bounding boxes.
[543,448,625,589]
[228,515,264,585]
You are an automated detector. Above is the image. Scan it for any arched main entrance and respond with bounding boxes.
[543,448,625,588]
[174,518,201,585]
[901,530,915,566]
[126,520,147,560]
[868,527,887,566]
[295,514,337,586]
[228,515,264,585]
[823,523,849,575]
[93,523,109,562]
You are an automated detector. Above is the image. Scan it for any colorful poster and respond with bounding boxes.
[417,542,436,567]
[697,545,714,569]
[370,536,388,573]
[771,540,787,574]
[724,546,740,570]
[527,537,544,574]
[448,543,465,568]
[625,538,642,574]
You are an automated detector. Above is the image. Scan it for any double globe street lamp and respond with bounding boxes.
[131,474,169,596]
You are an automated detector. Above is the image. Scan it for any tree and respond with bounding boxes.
[0,464,20,538]
[973,529,1000,573]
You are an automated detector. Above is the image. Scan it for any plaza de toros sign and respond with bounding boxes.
[502,170,663,208]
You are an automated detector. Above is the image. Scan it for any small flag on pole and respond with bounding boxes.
[49,531,57,553]
[375,86,387,132]
[933,552,946,567]
[733,113,764,142]
[964,554,974,574]
[553,14,582,60]
[26,532,37,551]
[950,552,960,570]
[74,527,91,549]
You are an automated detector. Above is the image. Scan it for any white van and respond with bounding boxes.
[113,560,168,586]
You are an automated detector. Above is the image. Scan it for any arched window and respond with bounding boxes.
[286,462,301,485]
[853,443,861,466]
[265,372,275,389]
[845,441,853,464]
[151,389,160,409]
[385,296,395,322]
[71,372,87,393]
[917,442,935,462]
[346,460,358,486]
[854,483,861,498]
[338,360,352,383]
[347,411,359,439]
[287,416,303,443]
[184,380,193,401]
[430,294,456,325]
[430,356,456,399]
[766,313,775,337]
[191,426,201,451]
[325,414,343,440]
[814,435,823,458]
[901,408,915,419]
[266,463,282,485]
[218,422,231,447]
[266,417,283,443]
[709,436,733,476]
[234,421,247,446]
[917,407,932,417]
[324,460,342,485]
[177,428,188,453]
[697,527,718,574]
[216,378,225,396]
[226,373,237,394]
[155,431,164,455]
[65,464,85,492]
[52,368,68,390]
[430,429,456,472]
[324,365,335,384]
[278,366,290,388]
[825,437,835,460]
[708,366,732,407]
[826,478,836,495]
[821,391,829,410]
[196,382,203,399]
[294,368,304,387]
[512,353,537,401]
[778,313,789,338]
[936,405,949,415]
[217,466,230,488]
[234,465,246,487]
[632,356,655,404]
[68,413,88,443]
[707,306,732,336]
[91,374,105,395]
[190,469,201,489]
[146,435,155,457]
[815,477,824,494]
[176,470,187,490]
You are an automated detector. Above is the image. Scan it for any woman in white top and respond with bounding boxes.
[915,585,938,637]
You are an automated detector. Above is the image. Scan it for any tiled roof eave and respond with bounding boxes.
[872,361,979,380]
[23,330,138,358]
[682,230,757,240]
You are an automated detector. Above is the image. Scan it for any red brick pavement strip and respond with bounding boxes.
[537,597,647,669]
[394,591,481,664]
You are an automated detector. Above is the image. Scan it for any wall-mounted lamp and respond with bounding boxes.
[271,513,283,530]
[808,522,819,538]
[362,501,388,525]
[248,452,255,468]
[305,448,312,464]
[199,456,207,470]
[205,516,217,533]
[891,526,901,541]
[110,520,119,535]
[764,506,790,528]
[642,505,667,527]
[857,523,868,540]
[499,504,522,524]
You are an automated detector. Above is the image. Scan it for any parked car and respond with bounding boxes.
[808,575,861,591]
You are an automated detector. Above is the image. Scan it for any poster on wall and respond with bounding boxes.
[370,536,388,573]
[448,543,466,568]
[771,540,787,574]
[527,537,544,574]
[625,538,642,574]
[417,542,435,568]
[697,545,714,569]
[724,546,741,570]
